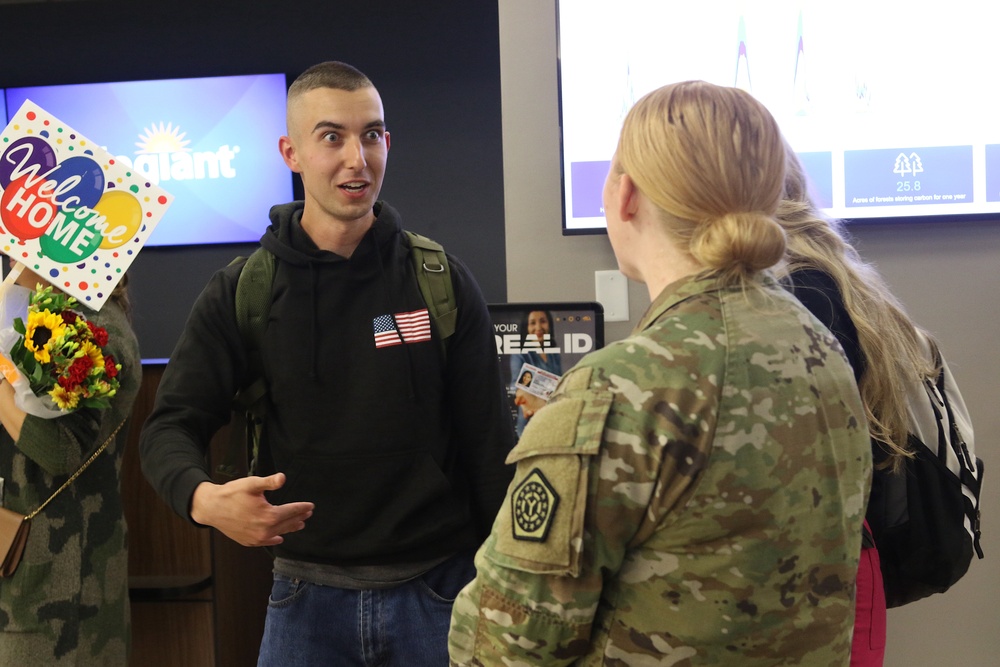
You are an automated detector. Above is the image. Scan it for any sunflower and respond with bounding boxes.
[24,309,68,364]
[49,383,82,411]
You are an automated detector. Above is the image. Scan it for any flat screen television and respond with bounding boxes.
[557,0,1000,233]
[489,302,604,441]
[4,73,292,246]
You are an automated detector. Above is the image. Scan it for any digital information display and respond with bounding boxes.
[557,0,1000,232]
[5,74,292,246]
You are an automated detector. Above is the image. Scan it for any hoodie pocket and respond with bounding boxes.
[273,448,470,560]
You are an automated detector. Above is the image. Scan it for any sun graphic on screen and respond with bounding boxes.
[135,122,192,154]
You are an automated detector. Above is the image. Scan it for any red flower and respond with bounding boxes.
[61,310,79,325]
[86,321,109,347]
[61,356,94,389]
[104,355,119,379]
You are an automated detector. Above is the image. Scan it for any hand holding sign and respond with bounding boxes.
[0,100,172,310]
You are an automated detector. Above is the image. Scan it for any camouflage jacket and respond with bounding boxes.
[449,274,871,666]
[0,296,141,666]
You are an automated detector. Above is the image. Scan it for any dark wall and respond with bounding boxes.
[0,0,506,361]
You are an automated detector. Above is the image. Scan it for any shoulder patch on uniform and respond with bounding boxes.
[511,468,560,542]
[560,366,592,392]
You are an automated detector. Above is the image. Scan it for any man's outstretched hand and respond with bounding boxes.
[190,473,314,547]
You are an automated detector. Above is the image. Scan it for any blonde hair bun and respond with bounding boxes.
[691,211,786,277]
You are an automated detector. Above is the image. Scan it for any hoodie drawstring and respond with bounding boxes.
[307,262,319,379]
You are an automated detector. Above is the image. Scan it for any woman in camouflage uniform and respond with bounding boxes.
[449,81,872,666]
[0,268,141,666]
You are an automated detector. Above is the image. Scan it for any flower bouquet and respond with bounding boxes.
[0,285,120,417]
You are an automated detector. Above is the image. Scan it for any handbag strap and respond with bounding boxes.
[25,419,128,520]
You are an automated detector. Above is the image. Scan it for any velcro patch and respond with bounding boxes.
[512,468,560,542]
[485,372,612,576]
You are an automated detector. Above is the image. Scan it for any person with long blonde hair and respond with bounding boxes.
[449,81,871,665]
[775,150,941,667]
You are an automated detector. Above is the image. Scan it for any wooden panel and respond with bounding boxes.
[130,601,215,667]
[124,364,273,666]
[211,534,272,667]
[122,364,212,580]
[124,364,216,663]
[209,414,273,667]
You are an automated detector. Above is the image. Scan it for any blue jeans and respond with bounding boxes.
[256,551,476,666]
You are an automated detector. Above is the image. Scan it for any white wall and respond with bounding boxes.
[498,1,1000,663]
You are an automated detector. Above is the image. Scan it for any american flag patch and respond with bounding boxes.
[373,308,432,348]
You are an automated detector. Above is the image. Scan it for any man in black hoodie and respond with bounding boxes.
[139,61,515,666]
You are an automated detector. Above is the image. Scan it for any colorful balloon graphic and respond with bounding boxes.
[1,173,57,239]
[0,136,57,189]
[44,155,104,210]
[94,190,143,249]
[39,206,104,263]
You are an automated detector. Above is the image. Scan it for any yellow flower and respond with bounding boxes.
[49,384,81,411]
[25,310,67,364]
[78,340,105,371]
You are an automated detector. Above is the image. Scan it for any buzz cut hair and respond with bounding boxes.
[287,61,374,101]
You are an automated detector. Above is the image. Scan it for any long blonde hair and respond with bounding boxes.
[616,81,787,287]
[776,150,938,470]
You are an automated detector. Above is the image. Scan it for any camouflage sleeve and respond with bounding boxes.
[449,357,708,664]
[14,408,100,476]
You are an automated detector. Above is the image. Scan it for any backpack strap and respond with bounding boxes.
[405,230,457,358]
[234,247,276,383]
[218,248,275,478]
[935,352,984,559]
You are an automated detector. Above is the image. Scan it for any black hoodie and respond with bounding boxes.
[140,201,514,566]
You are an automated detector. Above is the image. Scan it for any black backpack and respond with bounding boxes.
[867,343,984,607]
[216,230,457,478]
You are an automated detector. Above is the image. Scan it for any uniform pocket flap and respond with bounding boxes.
[505,370,609,465]
[488,372,612,576]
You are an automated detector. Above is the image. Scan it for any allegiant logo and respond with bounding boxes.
[113,122,239,183]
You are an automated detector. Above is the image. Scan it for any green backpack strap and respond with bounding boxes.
[234,247,276,377]
[405,230,457,357]
[218,247,275,479]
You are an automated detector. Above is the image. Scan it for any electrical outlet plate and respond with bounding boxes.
[595,270,629,322]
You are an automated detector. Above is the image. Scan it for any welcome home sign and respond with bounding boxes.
[0,100,173,309]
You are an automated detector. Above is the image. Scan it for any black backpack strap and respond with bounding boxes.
[861,522,875,549]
